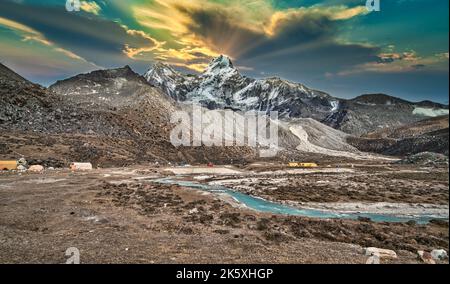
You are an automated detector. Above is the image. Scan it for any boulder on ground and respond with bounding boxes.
[364,247,397,259]
[431,249,448,260]
[17,158,27,167]
[189,208,199,215]
[17,165,27,171]
[70,162,93,171]
[28,165,44,173]
[417,250,436,264]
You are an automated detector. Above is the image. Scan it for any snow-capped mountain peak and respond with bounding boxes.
[143,55,337,116]
[203,55,238,77]
[144,61,189,100]
[206,55,234,70]
[144,62,179,83]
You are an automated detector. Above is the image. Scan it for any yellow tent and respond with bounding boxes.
[288,162,318,168]
[0,161,17,170]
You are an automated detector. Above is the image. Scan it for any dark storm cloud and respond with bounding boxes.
[246,12,336,58]
[0,1,158,68]
[176,5,380,83]
[177,6,265,57]
[179,6,337,58]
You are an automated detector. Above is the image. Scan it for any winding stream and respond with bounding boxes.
[154,178,447,224]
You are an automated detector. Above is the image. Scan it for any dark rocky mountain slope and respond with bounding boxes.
[1,63,256,166]
[347,116,449,156]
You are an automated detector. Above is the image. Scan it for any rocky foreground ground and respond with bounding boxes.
[0,163,448,264]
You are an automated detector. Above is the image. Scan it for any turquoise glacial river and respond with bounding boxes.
[154,178,447,224]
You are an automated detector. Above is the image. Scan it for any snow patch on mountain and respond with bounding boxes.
[413,107,449,117]
[330,101,340,112]
[204,55,236,77]
[144,62,188,101]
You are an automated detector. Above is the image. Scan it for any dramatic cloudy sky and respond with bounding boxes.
[0,0,448,103]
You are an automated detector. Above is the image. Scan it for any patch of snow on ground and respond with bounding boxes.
[300,202,449,219]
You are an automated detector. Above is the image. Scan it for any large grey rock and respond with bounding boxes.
[28,165,44,173]
[17,158,27,167]
[431,249,448,260]
[364,247,397,259]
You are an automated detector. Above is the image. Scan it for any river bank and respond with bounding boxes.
[0,164,448,263]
